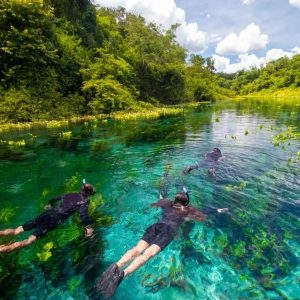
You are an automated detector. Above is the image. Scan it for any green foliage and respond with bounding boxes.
[223,55,300,95]
[84,77,136,113]
[232,241,246,257]
[0,0,58,87]
[64,173,81,191]
[37,241,53,262]
[0,1,232,123]
[68,276,83,294]
[0,208,15,223]
[194,85,215,102]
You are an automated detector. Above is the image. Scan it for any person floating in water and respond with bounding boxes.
[0,183,96,253]
[183,147,224,176]
[96,191,228,299]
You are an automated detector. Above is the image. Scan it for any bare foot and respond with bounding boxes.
[0,226,24,236]
[208,168,216,177]
[14,226,24,235]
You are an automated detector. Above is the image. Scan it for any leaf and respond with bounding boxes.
[43,241,53,251]
[37,250,52,262]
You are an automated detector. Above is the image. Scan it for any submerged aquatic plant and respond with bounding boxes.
[68,276,83,294]
[113,107,184,121]
[37,242,54,262]
[296,150,300,162]
[0,208,15,222]
[91,140,111,153]
[225,181,247,192]
[64,174,81,191]
[272,126,299,147]
[58,131,72,140]
[0,139,26,148]
[46,120,69,128]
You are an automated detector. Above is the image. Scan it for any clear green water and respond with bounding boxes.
[0,99,299,300]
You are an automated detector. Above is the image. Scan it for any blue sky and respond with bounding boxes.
[176,0,300,55]
[94,0,300,72]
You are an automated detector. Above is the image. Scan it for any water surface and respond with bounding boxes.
[0,99,299,299]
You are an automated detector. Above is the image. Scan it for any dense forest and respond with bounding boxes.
[0,0,299,123]
[221,55,300,96]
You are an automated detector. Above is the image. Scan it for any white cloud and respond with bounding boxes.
[213,47,299,73]
[289,0,300,9]
[212,55,231,73]
[216,23,269,55]
[291,46,300,53]
[242,0,255,5]
[265,48,294,62]
[213,53,264,73]
[93,0,207,52]
[176,22,207,52]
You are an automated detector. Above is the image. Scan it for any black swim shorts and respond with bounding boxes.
[142,222,177,250]
[22,208,67,239]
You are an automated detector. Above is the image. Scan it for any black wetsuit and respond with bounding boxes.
[184,151,221,173]
[22,192,91,238]
[142,200,221,249]
[142,200,188,250]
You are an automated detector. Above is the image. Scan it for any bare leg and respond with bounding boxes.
[117,240,149,268]
[123,244,161,277]
[0,235,36,253]
[0,226,24,236]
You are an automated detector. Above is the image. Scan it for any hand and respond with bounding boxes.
[44,205,52,210]
[85,226,94,237]
[217,208,229,214]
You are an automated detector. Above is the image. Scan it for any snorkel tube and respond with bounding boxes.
[182,187,190,206]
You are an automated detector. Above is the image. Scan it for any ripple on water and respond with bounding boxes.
[0,99,300,299]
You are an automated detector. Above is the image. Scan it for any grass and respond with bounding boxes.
[244,87,300,98]
[0,106,192,132]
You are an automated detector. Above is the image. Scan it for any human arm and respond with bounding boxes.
[187,207,206,222]
[45,195,62,210]
[183,162,201,175]
[217,156,225,163]
[79,204,93,237]
[151,199,170,208]
[202,206,229,215]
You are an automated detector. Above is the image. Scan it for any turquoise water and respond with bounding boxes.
[0,99,299,299]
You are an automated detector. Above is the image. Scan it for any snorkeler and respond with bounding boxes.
[96,190,228,299]
[0,183,96,253]
[183,147,224,176]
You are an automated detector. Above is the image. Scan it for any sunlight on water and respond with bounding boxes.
[0,99,299,299]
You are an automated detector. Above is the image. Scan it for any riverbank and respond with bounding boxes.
[0,105,198,133]
[246,87,300,98]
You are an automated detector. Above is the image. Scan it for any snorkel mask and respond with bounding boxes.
[174,187,190,206]
[82,178,96,196]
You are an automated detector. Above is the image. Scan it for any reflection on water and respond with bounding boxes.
[0,99,300,299]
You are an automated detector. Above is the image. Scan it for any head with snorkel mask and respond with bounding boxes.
[173,187,190,207]
[81,178,96,196]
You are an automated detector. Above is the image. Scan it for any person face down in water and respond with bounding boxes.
[183,147,223,176]
[0,183,96,253]
[96,191,228,299]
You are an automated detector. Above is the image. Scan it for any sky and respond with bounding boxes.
[93,0,300,73]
